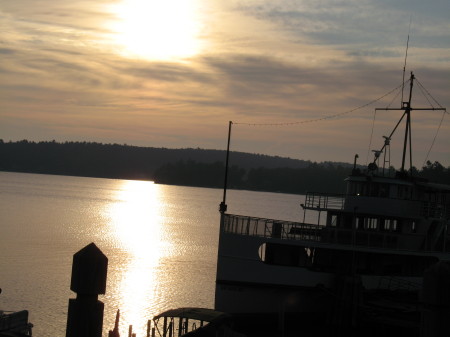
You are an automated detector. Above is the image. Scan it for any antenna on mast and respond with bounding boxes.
[401,16,412,104]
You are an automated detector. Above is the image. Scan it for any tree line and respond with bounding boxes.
[154,159,450,194]
[1,140,449,194]
[153,160,351,193]
[0,139,312,176]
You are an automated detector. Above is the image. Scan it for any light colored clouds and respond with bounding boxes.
[0,0,449,167]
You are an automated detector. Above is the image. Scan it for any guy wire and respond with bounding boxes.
[233,82,405,127]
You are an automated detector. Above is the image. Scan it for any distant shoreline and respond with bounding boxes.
[1,140,448,194]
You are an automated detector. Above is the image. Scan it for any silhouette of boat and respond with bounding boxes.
[149,308,245,337]
[0,308,33,337]
[214,72,449,335]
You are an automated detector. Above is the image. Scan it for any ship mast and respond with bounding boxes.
[402,72,414,172]
[374,72,446,173]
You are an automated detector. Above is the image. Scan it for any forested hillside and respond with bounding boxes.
[153,161,351,193]
[0,139,312,176]
[1,140,449,194]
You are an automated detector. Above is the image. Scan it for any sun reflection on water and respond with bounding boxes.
[108,180,172,334]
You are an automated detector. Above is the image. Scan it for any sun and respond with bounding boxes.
[108,0,204,60]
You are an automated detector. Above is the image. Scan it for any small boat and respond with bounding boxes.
[214,72,449,335]
[150,308,245,337]
[0,309,33,336]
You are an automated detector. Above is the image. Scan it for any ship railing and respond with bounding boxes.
[222,213,448,252]
[222,213,322,241]
[377,276,421,292]
[421,201,450,220]
[322,227,429,250]
[303,192,345,210]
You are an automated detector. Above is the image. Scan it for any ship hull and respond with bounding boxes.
[214,220,434,316]
[215,280,332,314]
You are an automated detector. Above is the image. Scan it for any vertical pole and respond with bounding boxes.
[408,73,414,172]
[353,154,358,173]
[401,72,415,172]
[178,318,183,337]
[168,322,173,337]
[401,110,410,172]
[220,121,232,213]
[409,109,413,174]
[147,320,151,337]
[163,317,167,337]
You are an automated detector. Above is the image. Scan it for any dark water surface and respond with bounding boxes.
[0,172,305,337]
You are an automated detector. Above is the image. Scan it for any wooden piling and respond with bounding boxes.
[108,310,121,337]
[66,243,108,337]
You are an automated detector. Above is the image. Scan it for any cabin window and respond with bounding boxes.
[342,214,353,229]
[262,245,439,276]
[365,217,378,230]
[348,182,365,196]
[347,182,355,195]
[360,183,368,196]
[330,214,338,227]
[350,182,368,196]
[261,243,310,267]
[389,185,398,198]
[310,248,438,276]
[412,221,416,233]
[378,184,388,197]
[370,183,379,197]
[398,186,412,200]
[383,219,398,231]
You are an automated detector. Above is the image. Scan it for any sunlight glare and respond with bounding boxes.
[108,180,171,335]
[109,0,204,60]
[110,180,169,258]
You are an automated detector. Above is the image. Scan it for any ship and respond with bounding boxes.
[214,72,449,335]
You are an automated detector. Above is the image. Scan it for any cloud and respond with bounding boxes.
[0,0,448,166]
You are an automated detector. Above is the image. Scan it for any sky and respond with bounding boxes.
[1,0,449,168]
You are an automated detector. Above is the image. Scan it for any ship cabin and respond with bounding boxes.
[311,170,450,253]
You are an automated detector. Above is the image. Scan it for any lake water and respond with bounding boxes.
[0,172,306,337]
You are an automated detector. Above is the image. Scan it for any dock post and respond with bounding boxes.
[147,320,151,337]
[421,261,450,337]
[108,310,121,337]
[66,243,108,337]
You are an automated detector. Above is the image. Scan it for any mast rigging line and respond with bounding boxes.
[365,109,378,166]
[422,111,447,168]
[233,81,406,127]
[415,78,448,112]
